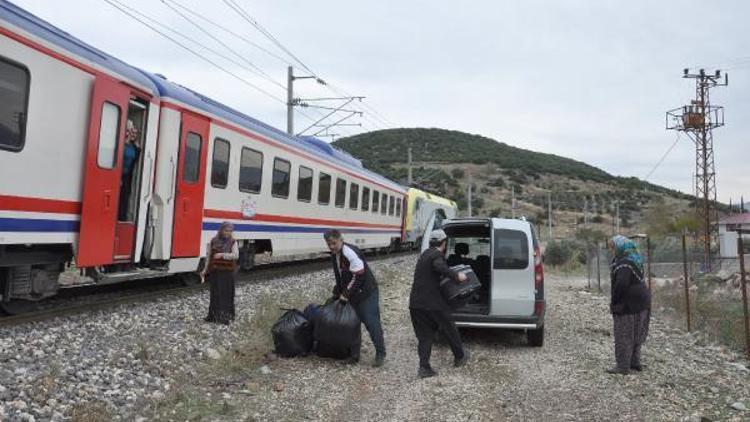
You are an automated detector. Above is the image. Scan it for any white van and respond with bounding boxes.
[421,217,546,346]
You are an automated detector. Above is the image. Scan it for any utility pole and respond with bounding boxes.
[667,68,728,271]
[467,171,473,217]
[584,196,589,227]
[407,147,413,186]
[547,191,553,240]
[286,66,294,135]
[511,185,516,219]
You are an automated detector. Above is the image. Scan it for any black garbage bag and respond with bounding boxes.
[313,300,361,359]
[302,303,322,322]
[440,264,482,308]
[272,309,313,358]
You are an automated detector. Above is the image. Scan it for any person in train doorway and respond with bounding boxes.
[409,229,469,379]
[607,235,651,375]
[324,229,386,367]
[203,221,239,325]
[118,119,141,221]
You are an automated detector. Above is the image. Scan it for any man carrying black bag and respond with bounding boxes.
[324,229,386,367]
[410,229,470,378]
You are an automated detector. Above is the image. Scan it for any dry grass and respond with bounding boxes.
[70,400,112,422]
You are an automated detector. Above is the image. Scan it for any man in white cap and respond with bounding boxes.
[409,229,469,378]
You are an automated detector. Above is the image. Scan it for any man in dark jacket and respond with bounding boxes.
[409,229,469,378]
[324,229,386,367]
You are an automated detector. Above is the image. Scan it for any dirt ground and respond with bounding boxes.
[151,255,750,422]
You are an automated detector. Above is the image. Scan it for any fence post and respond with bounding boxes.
[596,241,602,292]
[737,233,750,360]
[646,236,652,291]
[586,242,592,290]
[682,231,692,332]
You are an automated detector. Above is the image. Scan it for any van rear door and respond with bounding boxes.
[490,219,535,316]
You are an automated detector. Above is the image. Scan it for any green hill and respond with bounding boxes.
[333,128,696,239]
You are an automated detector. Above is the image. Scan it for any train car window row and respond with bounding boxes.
[335,178,346,208]
[349,183,359,210]
[381,193,388,215]
[239,147,263,193]
[183,133,202,183]
[96,102,121,169]
[318,172,331,205]
[0,57,30,152]
[396,197,402,217]
[362,187,370,211]
[211,138,230,189]
[272,157,291,198]
[372,190,380,213]
[388,195,395,216]
[297,165,313,202]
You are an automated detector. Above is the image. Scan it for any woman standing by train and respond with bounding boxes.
[203,222,239,325]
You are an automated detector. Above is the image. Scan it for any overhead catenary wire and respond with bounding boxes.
[644,131,682,182]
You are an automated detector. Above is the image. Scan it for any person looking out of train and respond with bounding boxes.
[118,119,141,221]
[203,222,239,325]
[324,230,386,367]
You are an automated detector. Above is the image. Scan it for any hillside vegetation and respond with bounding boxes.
[334,128,697,240]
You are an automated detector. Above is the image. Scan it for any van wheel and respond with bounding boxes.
[527,327,544,347]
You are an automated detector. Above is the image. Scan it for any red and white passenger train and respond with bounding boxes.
[0,1,412,311]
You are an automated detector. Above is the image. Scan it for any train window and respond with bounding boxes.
[396,196,402,217]
[239,147,263,193]
[318,172,331,205]
[272,158,291,198]
[0,57,30,152]
[362,187,370,211]
[349,183,359,210]
[96,102,121,169]
[335,178,346,208]
[381,193,388,215]
[210,138,230,189]
[297,166,313,202]
[372,190,379,213]
[183,133,202,183]
[389,195,395,216]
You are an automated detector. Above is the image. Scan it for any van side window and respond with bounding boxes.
[96,102,120,169]
[362,187,370,211]
[272,158,291,198]
[211,138,230,188]
[0,57,30,152]
[372,190,380,213]
[493,229,529,269]
[297,165,313,202]
[239,147,263,193]
[318,172,331,205]
[183,133,202,183]
[349,183,359,210]
[381,193,387,215]
[388,195,395,216]
[335,178,347,208]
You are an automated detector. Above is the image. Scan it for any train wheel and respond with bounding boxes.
[0,300,38,316]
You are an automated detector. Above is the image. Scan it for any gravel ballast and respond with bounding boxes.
[1,254,749,421]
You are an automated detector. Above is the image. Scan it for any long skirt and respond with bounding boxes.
[613,309,650,371]
[206,270,235,324]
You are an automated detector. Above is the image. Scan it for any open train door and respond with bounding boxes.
[76,76,130,267]
[170,112,209,258]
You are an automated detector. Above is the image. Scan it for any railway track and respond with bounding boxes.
[0,250,414,327]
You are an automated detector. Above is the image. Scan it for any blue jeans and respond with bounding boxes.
[351,287,386,358]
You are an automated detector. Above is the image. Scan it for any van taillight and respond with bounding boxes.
[534,246,544,289]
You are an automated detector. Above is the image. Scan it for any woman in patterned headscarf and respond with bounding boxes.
[607,235,651,374]
[204,221,239,325]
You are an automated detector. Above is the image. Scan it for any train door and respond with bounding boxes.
[77,76,131,267]
[170,112,209,258]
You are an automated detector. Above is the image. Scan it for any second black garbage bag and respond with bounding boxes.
[313,299,361,359]
[272,309,313,357]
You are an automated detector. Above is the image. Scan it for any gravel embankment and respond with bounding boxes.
[2,255,750,421]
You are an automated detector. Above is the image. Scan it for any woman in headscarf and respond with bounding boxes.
[607,235,651,374]
[204,222,239,325]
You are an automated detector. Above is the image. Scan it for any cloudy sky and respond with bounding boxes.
[11,0,749,202]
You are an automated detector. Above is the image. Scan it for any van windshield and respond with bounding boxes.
[493,229,529,269]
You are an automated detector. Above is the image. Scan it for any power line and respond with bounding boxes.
[643,131,682,182]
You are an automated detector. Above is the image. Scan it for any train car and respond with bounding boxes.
[403,187,458,248]
[0,1,406,312]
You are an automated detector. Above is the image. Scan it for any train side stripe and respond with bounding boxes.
[204,209,402,229]
[0,195,82,214]
[0,217,79,232]
[202,222,400,234]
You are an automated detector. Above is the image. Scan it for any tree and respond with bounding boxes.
[451,168,465,179]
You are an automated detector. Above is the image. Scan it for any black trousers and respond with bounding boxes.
[409,308,464,369]
[206,270,235,324]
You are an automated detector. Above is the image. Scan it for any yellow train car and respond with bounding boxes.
[404,188,458,246]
